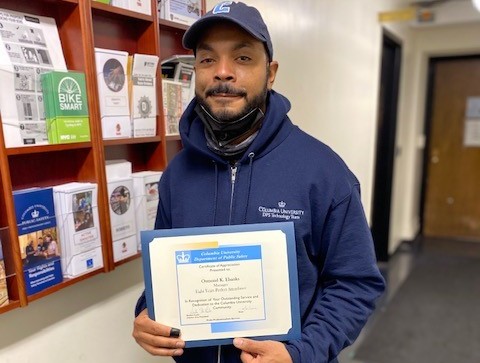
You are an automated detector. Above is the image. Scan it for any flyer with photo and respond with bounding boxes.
[53,182,103,278]
[95,47,131,139]
[107,177,138,261]
[164,0,201,26]
[13,187,63,295]
[131,53,159,137]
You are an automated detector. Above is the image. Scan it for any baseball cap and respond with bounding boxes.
[182,1,273,61]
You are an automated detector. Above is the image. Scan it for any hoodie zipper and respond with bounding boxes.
[223,165,237,361]
[228,165,238,225]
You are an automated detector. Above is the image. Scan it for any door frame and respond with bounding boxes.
[419,54,480,234]
[371,29,402,262]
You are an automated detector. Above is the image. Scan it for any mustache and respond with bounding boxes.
[206,84,247,97]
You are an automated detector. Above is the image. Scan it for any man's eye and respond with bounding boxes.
[238,56,251,62]
[199,58,214,64]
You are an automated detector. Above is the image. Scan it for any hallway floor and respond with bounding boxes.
[338,237,480,363]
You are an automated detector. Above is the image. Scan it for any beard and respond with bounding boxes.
[196,69,269,123]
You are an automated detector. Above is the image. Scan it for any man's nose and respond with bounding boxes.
[214,58,235,81]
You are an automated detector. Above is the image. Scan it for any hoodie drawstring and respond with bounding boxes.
[243,152,255,224]
[212,161,219,226]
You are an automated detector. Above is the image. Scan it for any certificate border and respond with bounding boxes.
[141,221,301,348]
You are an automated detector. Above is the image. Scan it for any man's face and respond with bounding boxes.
[194,22,278,122]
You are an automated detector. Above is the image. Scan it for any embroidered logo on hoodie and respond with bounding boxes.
[258,201,305,221]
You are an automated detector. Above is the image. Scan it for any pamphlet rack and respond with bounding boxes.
[0,0,205,315]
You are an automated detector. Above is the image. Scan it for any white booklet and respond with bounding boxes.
[164,0,201,26]
[110,0,129,10]
[107,177,137,241]
[94,47,131,139]
[132,170,163,250]
[174,62,195,112]
[128,0,151,15]
[131,53,159,137]
[0,8,67,147]
[161,79,183,135]
[53,182,104,278]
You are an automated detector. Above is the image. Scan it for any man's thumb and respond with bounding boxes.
[233,338,263,354]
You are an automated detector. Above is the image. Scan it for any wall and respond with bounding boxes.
[254,1,384,219]
[2,1,479,362]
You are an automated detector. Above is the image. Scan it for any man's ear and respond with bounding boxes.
[267,61,279,90]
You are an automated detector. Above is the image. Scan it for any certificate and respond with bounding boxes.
[141,222,301,348]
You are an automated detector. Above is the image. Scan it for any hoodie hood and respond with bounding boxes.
[179,90,293,164]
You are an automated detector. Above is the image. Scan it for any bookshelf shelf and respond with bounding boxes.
[166,134,181,141]
[6,142,92,156]
[26,268,105,303]
[91,2,154,22]
[114,252,141,267]
[0,1,77,18]
[158,18,190,31]
[0,300,20,315]
[103,136,162,146]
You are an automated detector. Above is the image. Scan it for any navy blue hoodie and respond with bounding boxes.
[135,90,385,363]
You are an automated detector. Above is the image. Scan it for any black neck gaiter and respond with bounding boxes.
[195,104,264,157]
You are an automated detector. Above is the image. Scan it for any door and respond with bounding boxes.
[371,30,402,261]
[422,56,480,240]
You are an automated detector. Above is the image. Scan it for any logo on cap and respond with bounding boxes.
[212,1,233,14]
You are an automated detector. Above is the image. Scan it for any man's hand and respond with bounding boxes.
[233,338,293,363]
[132,309,185,356]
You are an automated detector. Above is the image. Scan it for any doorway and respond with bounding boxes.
[371,30,402,262]
[420,55,480,241]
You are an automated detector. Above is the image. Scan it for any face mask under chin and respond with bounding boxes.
[195,103,265,157]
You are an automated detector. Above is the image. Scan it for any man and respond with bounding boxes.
[25,240,36,265]
[36,236,46,257]
[133,2,385,362]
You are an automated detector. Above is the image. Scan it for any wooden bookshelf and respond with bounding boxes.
[0,0,205,313]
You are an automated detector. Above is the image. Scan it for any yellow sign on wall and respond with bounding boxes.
[378,8,416,23]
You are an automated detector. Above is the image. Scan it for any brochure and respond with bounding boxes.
[0,8,67,147]
[13,187,63,295]
[107,177,138,261]
[53,182,103,278]
[95,47,131,139]
[132,170,162,250]
[161,79,183,135]
[41,71,91,144]
[131,53,159,137]
[164,0,201,26]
